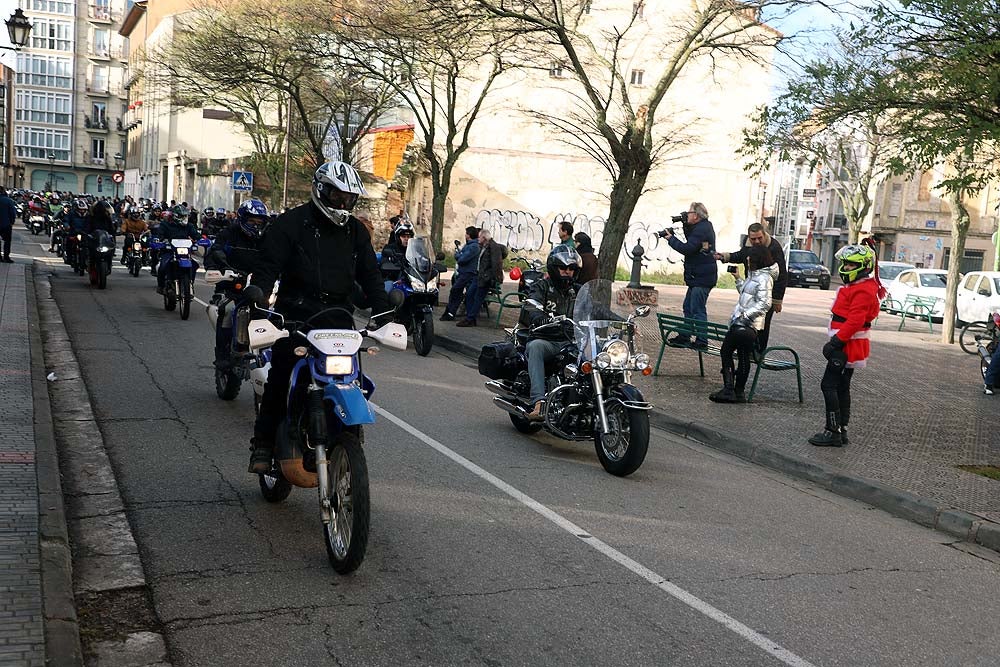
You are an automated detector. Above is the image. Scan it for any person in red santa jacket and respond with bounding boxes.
[809,241,884,447]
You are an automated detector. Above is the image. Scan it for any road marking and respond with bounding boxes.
[372,403,816,667]
[193,296,209,307]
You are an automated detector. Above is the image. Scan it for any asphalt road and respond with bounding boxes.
[16,231,1000,666]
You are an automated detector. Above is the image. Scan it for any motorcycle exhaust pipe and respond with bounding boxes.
[492,396,529,418]
[485,380,517,401]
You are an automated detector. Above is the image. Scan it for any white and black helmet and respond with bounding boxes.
[311,161,367,226]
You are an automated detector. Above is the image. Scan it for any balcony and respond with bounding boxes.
[87,4,118,23]
[84,115,109,131]
[83,151,107,166]
[89,46,111,61]
[85,82,109,96]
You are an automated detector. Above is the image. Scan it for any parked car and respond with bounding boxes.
[787,250,831,290]
[884,268,949,321]
[956,271,1000,325]
[877,261,916,282]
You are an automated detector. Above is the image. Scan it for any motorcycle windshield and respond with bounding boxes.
[405,237,435,281]
[572,279,634,361]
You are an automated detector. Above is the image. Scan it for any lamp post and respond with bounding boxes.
[2,9,32,51]
[46,153,56,192]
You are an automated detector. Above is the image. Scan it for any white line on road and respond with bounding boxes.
[372,403,817,667]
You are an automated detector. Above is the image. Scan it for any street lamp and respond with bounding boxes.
[2,9,32,51]
[47,152,56,192]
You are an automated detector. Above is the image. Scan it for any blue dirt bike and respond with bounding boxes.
[151,237,211,320]
[243,296,407,573]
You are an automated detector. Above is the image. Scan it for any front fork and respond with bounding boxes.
[591,372,610,435]
[308,383,333,524]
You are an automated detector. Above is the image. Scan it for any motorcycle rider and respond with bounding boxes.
[247,161,390,474]
[809,241,883,447]
[522,247,582,420]
[380,221,414,287]
[983,313,1000,395]
[120,207,148,263]
[205,198,270,368]
[62,199,91,264]
[155,210,201,295]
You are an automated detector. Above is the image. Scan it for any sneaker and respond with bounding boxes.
[840,427,850,445]
[985,384,996,396]
[439,312,455,322]
[456,319,477,327]
[0,257,12,264]
[667,335,690,346]
[808,429,843,447]
[708,387,737,403]
[248,438,274,474]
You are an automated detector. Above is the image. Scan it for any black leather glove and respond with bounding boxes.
[822,336,844,359]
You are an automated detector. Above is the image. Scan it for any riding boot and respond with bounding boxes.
[214,327,232,370]
[248,432,275,474]
[839,390,851,445]
[709,368,738,403]
[808,411,843,447]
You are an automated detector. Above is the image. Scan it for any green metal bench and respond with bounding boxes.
[892,294,939,332]
[482,285,525,327]
[653,313,803,403]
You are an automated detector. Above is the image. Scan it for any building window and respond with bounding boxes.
[15,54,73,89]
[90,0,111,21]
[15,90,72,125]
[91,29,110,57]
[630,69,644,85]
[549,62,566,78]
[91,138,106,162]
[14,125,71,161]
[89,65,109,93]
[29,17,73,51]
[28,0,74,15]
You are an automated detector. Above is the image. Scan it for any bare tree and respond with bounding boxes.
[475,0,798,278]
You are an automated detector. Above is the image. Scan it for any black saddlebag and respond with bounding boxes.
[478,342,519,380]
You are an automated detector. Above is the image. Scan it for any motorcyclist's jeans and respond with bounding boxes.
[820,360,854,429]
[527,338,561,404]
[720,325,757,392]
[255,338,295,441]
[985,344,1000,387]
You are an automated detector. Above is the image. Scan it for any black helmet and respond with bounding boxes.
[546,247,581,291]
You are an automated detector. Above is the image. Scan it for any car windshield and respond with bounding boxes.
[879,265,911,281]
[919,273,948,288]
[789,250,820,264]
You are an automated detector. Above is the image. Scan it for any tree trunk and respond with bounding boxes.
[940,190,970,344]
[596,164,649,280]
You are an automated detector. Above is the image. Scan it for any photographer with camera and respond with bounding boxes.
[441,226,481,321]
[658,202,717,349]
[715,222,788,353]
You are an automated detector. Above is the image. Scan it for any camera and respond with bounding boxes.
[670,210,688,223]
[726,265,738,275]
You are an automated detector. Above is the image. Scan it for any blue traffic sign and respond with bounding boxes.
[232,171,253,192]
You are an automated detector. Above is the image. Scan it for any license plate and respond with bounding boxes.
[805,277,819,283]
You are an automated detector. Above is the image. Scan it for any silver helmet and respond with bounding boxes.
[311,161,367,226]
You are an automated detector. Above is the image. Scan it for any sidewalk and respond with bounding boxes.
[0,261,45,666]
[432,274,1000,547]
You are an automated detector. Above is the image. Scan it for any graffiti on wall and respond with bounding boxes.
[474,209,683,264]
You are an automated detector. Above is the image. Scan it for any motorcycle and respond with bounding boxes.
[86,230,115,290]
[152,237,210,319]
[509,256,545,300]
[244,296,407,573]
[123,232,150,277]
[384,236,446,357]
[28,212,47,236]
[65,231,88,275]
[479,279,653,477]
[204,269,262,401]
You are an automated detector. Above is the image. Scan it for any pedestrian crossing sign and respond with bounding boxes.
[231,171,253,192]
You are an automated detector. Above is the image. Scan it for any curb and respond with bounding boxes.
[33,267,172,666]
[25,267,84,667]
[435,330,1000,555]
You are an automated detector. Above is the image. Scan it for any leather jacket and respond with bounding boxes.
[730,264,777,330]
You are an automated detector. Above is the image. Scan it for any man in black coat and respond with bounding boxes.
[716,222,788,353]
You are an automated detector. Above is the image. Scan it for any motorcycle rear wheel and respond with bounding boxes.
[97,260,108,290]
[959,321,989,355]
[130,259,140,277]
[179,275,191,320]
[215,365,241,400]
[594,401,649,477]
[509,412,543,434]
[163,286,177,312]
[413,312,434,356]
[323,430,370,574]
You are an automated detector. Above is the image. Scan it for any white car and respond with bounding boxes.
[877,261,915,282]
[884,268,949,320]
[956,271,1000,324]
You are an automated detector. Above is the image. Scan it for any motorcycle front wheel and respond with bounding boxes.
[215,364,241,400]
[163,283,177,311]
[179,275,191,320]
[594,400,650,477]
[413,312,434,356]
[97,260,108,290]
[323,430,370,574]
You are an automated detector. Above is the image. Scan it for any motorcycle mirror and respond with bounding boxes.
[435,250,446,261]
[634,305,651,318]
[387,288,405,308]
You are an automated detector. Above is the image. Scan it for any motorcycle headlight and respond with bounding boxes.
[632,353,651,371]
[410,277,426,292]
[596,352,612,370]
[176,247,189,255]
[324,355,354,376]
[603,340,630,368]
[99,246,110,253]
[133,243,142,250]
